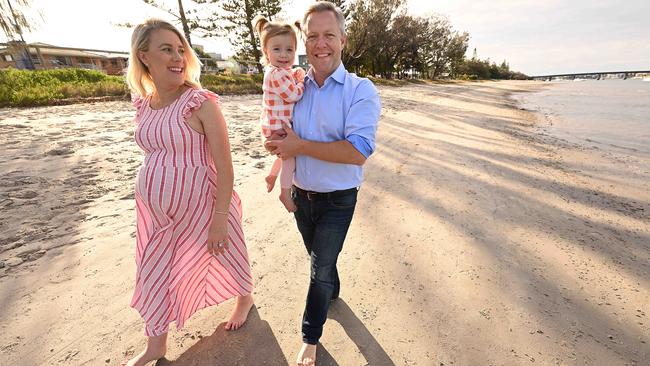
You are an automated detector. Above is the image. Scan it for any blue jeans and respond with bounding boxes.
[292,186,358,345]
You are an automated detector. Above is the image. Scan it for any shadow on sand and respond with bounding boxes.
[315,299,396,366]
[157,307,287,366]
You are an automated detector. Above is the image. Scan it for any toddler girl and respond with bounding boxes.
[255,16,305,212]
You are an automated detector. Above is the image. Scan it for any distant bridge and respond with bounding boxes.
[531,70,650,81]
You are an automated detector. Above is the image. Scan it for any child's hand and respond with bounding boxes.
[264,129,287,153]
[293,67,305,82]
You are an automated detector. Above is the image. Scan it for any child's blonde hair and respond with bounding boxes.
[253,16,301,65]
[127,18,202,97]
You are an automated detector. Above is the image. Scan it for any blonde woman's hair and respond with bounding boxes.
[127,18,202,97]
[253,16,301,65]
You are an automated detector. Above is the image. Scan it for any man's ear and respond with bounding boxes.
[341,35,347,49]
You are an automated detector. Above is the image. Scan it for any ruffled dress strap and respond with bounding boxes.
[131,93,146,120]
[182,89,221,120]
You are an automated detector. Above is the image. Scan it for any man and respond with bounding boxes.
[265,2,381,365]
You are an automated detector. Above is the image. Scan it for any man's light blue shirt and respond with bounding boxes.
[292,63,381,192]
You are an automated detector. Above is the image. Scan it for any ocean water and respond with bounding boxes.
[516,79,650,157]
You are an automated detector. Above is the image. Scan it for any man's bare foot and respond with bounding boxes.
[280,188,297,212]
[296,343,317,366]
[121,333,167,366]
[265,175,277,192]
[225,294,254,331]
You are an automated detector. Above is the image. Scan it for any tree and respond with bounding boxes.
[324,0,350,18]
[445,31,469,78]
[0,0,40,69]
[381,14,427,78]
[141,0,194,46]
[0,0,33,41]
[344,0,405,76]
[195,0,282,73]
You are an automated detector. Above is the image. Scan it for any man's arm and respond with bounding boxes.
[265,125,366,165]
[265,78,380,166]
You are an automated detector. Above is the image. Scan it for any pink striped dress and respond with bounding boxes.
[131,87,254,337]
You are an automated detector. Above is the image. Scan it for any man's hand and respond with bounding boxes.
[265,122,304,160]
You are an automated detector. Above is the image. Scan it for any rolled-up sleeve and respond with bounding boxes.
[344,80,381,158]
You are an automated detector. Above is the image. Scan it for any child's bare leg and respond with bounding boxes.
[279,157,296,212]
[265,175,278,193]
[266,158,281,192]
[279,188,296,212]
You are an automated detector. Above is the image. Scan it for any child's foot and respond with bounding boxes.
[280,188,297,212]
[265,175,278,192]
[225,294,254,331]
[121,334,167,366]
[296,343,317,366]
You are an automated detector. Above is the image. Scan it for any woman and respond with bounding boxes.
[123,18,254,366]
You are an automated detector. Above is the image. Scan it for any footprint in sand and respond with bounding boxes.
[7,190,38,199]
[45,148,74,156]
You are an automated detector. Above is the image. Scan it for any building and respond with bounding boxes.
[0,42,128,75]
[298,54,309,70]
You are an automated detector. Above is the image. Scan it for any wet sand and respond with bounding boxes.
[0,81,648,365]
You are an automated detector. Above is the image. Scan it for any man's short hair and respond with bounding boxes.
[302,1,346,36]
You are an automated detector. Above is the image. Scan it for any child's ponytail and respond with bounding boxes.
[253,15,269,37]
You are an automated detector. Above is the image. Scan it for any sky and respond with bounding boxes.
[4,0,649,76]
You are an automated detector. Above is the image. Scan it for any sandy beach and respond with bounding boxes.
[1,80,648,365]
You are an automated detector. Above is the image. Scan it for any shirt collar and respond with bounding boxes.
[306,62,346,86]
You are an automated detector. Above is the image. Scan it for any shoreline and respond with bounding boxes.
[513,79,650,159]
[1,81,648,365]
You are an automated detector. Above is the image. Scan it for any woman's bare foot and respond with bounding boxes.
[121,333,167,366]
[280,188,297,212]
[225,294,254,331]
[265,175,277,192]
[296,343,317,366]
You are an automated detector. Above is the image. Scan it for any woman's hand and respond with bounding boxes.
[207,213,229,256]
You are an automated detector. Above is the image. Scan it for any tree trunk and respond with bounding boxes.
[242,0,263,73]
[177,0,192,46]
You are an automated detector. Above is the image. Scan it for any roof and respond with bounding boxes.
[0,42,128,59]
[28,46,102,58]
[86,51,129,59]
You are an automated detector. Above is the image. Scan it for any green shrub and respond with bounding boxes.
[0,68,265,107]
[205,83,262,95]
[12,85,65,106]
[201,73,263,95]
[0,68,129,107]
[59,80,128,99]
